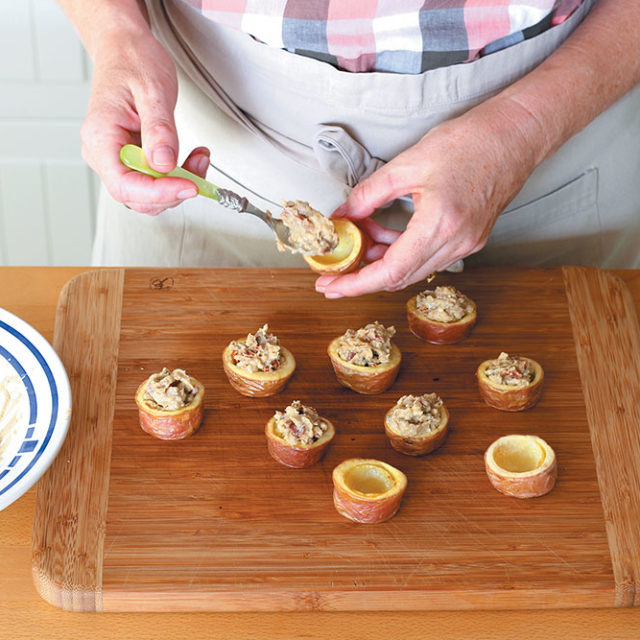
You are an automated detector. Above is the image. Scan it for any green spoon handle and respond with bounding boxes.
[119,144,220,201]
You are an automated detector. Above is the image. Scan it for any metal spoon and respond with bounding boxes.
[119,144,293,249]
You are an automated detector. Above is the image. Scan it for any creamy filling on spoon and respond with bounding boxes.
[276,201,338,255]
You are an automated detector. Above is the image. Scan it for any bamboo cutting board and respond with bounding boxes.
[32,267,640,612]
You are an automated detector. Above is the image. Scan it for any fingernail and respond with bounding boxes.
[177,188,198,200]
[325,291,344,299]
[316,276,338,292]
[331,204,348,218]
[152,145,175,167]
[197,155,210,176]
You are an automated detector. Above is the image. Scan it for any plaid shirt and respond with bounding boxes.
[181,0,584,73]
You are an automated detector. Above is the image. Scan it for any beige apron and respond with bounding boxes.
[93,0,640,269]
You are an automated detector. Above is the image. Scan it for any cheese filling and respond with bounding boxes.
[484,352,535,387]
[0,359,28,466]
[229,324,283,373]
[336,321,396,367]
[145,368,198,411]
[273,400,328,447]
[277,200,338,255]
[386,393,444,437]
[416,285,474,323]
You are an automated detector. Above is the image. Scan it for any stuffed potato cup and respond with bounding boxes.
[223,324,296,398]
[223,345,295,397]
[328,321,401,395]
[477,353,544,412]
[384,393,450,456]
[265,400,335,468]
[407,285,476,344]
[135,368,205,440]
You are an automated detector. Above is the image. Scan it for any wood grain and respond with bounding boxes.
[563,267,640,607]
[30,267,640,612]
[31,269,124,611]
[0,266,638,640]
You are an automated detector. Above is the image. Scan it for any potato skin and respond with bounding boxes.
[265,417,335,468]
[476,358,544,412]
[384,404,450,456]
[332,487,405,524]
[406,295,476,344]
[484,435,557,498]
[332,459,407,524]
[303,219,365,275]
[327,339,401,395]
[135,378,205,440]
[484,457,557,498]
[222,344,296,398]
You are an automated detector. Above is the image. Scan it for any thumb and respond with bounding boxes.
[344,162,413,219]
[135,86,179,173]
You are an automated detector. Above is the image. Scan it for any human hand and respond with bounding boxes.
[315,100,542,297]
[80,30,209,214]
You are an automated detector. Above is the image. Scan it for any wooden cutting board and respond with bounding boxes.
[31,267,640,612]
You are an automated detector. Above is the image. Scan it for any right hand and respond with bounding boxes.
[81,30,209,215]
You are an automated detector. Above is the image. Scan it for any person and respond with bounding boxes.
[60,0,640,298]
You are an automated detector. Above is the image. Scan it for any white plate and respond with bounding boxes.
[0,308,72,511]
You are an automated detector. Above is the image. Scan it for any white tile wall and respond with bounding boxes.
[0,0,96,266]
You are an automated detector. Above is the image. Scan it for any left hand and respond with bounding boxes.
[315,98,541,298]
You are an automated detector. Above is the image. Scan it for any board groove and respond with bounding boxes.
[562,267,640,607]
[32,269,124,611]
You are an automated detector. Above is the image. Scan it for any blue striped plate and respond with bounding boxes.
[0,308,72,511]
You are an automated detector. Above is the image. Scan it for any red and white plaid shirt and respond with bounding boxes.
[180,0,584,73]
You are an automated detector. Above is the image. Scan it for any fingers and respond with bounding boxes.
[357,218,398,262]
[317,241,467,298]
[134,83,180,173]
[314,253,422,299]
[79,39,197,215]
[316,225,450,298]
[121,201,182,216]
[182,147,211,178]
[118,172,198,214]
[80,104,138,192]
[117,147,211,214]
[81,98,198,212]
[364,242,390,263]
[317,260,402,299]
[358,218,402,245]
[339,162,417,220]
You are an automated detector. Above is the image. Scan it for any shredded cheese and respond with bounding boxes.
[0,358,28,466]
